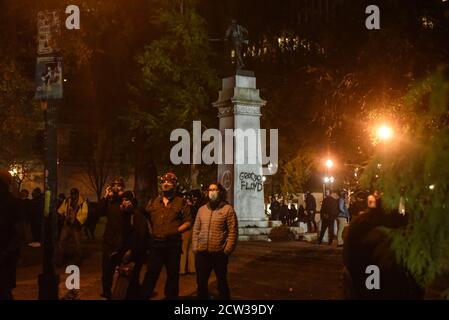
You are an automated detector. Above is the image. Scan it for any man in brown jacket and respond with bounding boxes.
[192,183,238,300]
[141,172,191,300]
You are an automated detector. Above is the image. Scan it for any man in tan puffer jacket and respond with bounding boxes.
[192,183,238,299]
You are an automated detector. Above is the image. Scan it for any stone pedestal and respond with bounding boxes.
[213,70,272,240]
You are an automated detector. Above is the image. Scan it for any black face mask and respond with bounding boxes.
[163,188,175,199]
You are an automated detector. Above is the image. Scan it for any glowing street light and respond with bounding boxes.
[325,159,334,169]
[377,125,393,141]
[323,176,335,184]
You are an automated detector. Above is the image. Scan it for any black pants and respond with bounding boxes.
[141,241,182,299]
[307,210,317,233]
[195,252,230,300]
[318,218,335,244]
[102,244,119,296]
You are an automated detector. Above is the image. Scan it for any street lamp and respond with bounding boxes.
[323,176,335,194]
[377,125,393,141]
[325,159,333,169]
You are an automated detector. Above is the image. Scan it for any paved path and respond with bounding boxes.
[14,239,344,300]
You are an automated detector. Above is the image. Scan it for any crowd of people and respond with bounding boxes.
[0,169,239,300]
[1,165,425,300]
[268,189,374,247]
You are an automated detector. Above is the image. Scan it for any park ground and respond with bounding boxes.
[13,221,448,300]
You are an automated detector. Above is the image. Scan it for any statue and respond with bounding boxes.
[225,19,249,70]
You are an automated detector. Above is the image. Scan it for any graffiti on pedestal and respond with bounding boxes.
[239,171,263,191]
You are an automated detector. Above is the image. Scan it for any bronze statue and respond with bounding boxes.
[225,19,249,70]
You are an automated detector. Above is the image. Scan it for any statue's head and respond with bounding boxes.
[231,19,237,25]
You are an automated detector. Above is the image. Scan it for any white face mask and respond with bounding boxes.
[208,191,219,202]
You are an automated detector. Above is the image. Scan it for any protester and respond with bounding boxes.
[337,191,350,247]
[343,206,423,299]
[98,177,136,299]
[305,191,317,233]
[0,169,24,300]
[288,203,298,226]
[279,200,289,225]
[84,200,100,240]
[140,172,191,300]
[56,188,88,266]
[269,196,280,221]
[317,189,339,245]
[192,183,238,300]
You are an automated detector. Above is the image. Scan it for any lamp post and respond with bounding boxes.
[323,159,334,195]
[38,100,59,300]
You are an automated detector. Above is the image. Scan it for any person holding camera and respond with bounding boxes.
[56,188,88,266]
[98,177,137,299]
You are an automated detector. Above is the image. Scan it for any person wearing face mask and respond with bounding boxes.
[140,172,192,300]
[192,183,238,300]
[98,177,132,299]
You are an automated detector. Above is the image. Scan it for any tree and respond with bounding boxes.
[0,59,42,169]
[128,0,218,193]
[361,67,449,297]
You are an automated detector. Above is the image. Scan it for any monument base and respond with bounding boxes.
[238,220,282,241]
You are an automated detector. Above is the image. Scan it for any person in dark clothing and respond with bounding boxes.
[297,204,307,223]
[107,190,145,300]
[342,206,423,299]
[305,191,317,233]
[279,200,289,225]
[288,203,298,226]
[98,178,137,299]
[317,190,339,245]
[0,169,25,300]
[28,187,44,248]
[84,200,100,240]
[269,197,280,221]
[141,172,192,300]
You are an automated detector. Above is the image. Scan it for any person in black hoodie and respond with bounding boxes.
[98,177,137,299]
[317,189,338,245]
[0,169,24,300]
[342,206,423,299]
